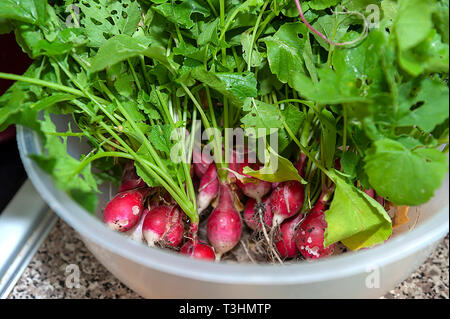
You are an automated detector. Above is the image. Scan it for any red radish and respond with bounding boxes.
[142,205,184,247]
[272,182,281,190]
[193,146,212,179]
[270,181,305,227]
[296,211,335,259]
[197,163,219,214]
[363,188,375,198]
[376,195,385,206]
[228,147,247,172]
[118,161,147,193]
[125,208,150,242]
[363,188,385,207]
[227,147,252,179]
[274,214,303,259]
[296,191,335,260]
[234,160,271,202]
[243,196,273,231]
[294,153,307,177]
[334,158,342,172]
[103,189,148,232]
[207,182,242,260]
[180,240,216,261]
[310,189,331,215]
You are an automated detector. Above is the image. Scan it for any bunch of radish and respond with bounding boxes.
[102,152,340,262]
[102,160,216,261]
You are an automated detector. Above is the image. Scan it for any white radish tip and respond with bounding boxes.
[143,229,160,247]
[272,214,285,228]
[106,219,129,232]
[127,231,144,242]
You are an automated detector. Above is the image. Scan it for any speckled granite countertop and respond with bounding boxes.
[7,218,449,299]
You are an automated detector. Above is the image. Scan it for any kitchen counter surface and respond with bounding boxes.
[7,218,449,299]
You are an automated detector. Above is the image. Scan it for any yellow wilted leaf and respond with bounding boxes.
[393,206,410,229]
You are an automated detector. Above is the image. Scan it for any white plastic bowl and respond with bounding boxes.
[17,120,449,298]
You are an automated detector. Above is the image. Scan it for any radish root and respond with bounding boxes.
[260,212,283,264]
[240,240,257,264]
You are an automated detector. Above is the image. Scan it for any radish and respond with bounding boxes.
[207,182,242,260]
[270,181,305,227]
[197,163,219,214]
[274,214,303,259]
[125,208,150,242]
[103,189,149,232]
[228,147,246,173]
[193,146,212,179]
[376,195,385,206]
[243,196,273,231]
[363,188,375,198]
[234,160,272,202]
[310,189,331,215]
[294,153,307,177]
[361,187,385,206]
[118,161,147,193]
[362,188,385,207]
[142,205,185,247]
[334,158,342,172]
[296,191,335,260]
[180,240,216,261]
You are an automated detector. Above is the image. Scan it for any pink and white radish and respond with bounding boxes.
[197,163,219,214]
[274,214,303,259]
[125,208,150,242]
[180,240,216,261]
[234,160,272,203]
[271,182,281,190]
[192,146,213,179]
[142,205,185,247]
[103,188,149,232]
[207,182,242,260]
[294,153,307,177]
[296,191,335,259]
[118,161,147,193]
[270,181,305,227]
[243,196,273,231]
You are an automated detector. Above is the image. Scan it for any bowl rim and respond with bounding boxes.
[17,125,449,285]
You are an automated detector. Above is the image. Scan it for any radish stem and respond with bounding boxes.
[294,0,369,47]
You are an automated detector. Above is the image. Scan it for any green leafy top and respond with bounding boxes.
[0,0,448,252]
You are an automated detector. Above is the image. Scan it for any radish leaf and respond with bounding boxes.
[397,78,449,132]
[89,35,173,73]
[324,172,392,250]
[395,0,433,51]
[264,23,308,88]
[364,139,449,206]
[243,147,306,183]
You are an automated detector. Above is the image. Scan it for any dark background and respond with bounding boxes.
[0,32,32,212]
